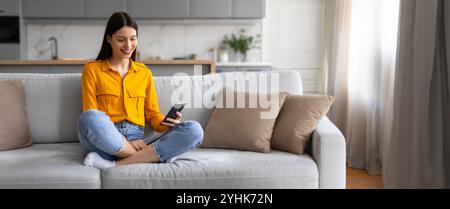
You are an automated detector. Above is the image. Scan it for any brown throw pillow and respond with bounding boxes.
[202,88,288,153]
[271,95,334,155]
[0,80,32,151]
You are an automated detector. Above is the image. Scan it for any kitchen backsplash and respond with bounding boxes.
[26,22,262,61]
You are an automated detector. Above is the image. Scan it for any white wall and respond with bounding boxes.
[263,0,325,94]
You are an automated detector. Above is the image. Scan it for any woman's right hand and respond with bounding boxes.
[161,112,183,128]
[129,140,147,151]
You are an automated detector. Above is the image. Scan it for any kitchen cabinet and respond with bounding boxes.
[21,0,265,19]
[50,65,83,74]
[84,0,126,18]
[0,44,20,60]
[232,0,265,18]
[216,63,271,73]
[191,0,264,19]
[216,67,271,73]
[22,0,83,18]
[191,0,232,18]
[128,0,190,18]
[0,0,19,16]
[148,64,211,76]
[0,60,215,76]
[0,64,210,75]
[0,66,49,73]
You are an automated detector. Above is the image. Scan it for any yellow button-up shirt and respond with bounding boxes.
[81,59,168,132]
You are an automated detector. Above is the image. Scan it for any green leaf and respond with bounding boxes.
[222,29,261,54]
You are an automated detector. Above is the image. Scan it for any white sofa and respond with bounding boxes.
[0,70,345,189]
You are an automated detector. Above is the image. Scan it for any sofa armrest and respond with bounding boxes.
[311,116,346,189]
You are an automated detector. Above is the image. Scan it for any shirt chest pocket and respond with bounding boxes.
[96,87,121,114]
[127,89,147,116]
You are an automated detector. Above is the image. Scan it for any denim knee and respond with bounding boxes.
[180,120,204,147]
[152,120,204,162]
[77,109,123,156]
[78,109,105,129]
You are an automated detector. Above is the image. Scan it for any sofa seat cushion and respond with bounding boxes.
[0,143,100,189]
[102,148,319,189]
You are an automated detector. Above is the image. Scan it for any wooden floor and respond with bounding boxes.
[346,167,384,189]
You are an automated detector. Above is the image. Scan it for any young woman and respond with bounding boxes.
[77,12,203,170]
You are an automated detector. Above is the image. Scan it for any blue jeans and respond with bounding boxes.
[77,109,204,162]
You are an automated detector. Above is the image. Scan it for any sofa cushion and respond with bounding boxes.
[272,95,334,154]
[101,148,319,189]
[0,143,100,189]
[0,80,32,151]
[0,74,82,143]
[201,88,288,153]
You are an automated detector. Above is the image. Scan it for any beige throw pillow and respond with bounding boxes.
[271,95,334,155]
[0,80,32,151]
[202,88,288,153]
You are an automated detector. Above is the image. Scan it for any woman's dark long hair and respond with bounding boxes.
[96,12,138,61]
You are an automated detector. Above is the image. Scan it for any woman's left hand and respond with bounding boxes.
[161,112,182,128]
[130,140,147,151]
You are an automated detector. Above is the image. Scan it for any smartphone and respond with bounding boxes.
[163,102,187,123]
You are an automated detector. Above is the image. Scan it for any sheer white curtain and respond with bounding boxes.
[326,0,400,175]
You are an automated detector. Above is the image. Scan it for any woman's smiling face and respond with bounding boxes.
[107,26,137,60]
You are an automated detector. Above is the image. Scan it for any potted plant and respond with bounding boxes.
[222,29,261,62]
